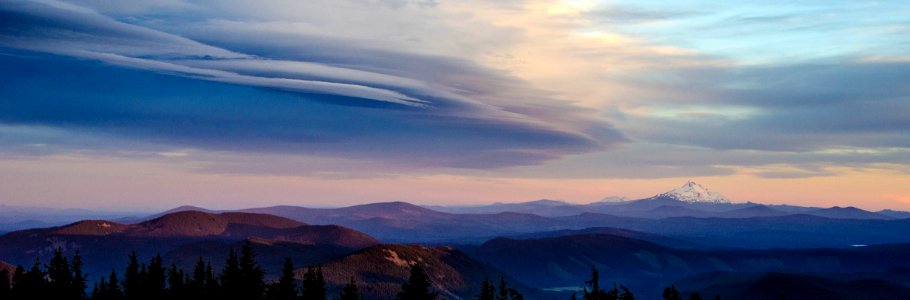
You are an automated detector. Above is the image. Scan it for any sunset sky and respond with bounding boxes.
[1,0,909,211]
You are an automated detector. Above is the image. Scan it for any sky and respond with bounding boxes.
[1,0,909,211]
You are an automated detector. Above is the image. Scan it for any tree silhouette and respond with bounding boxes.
[338,277,362,300]
[72,251,87,299]
[476,277,495,300]
[0,268,10,299]
[10,265,26,299]
[301,265,326,300]
[239,241,266,300]
[47,247,73,299]
[495,278,523,300]
[397,264,437,300]
[689,292,703,300]
[662,285,682,300]
[123,252,141,300]
[25,258,49,298]
[146,254,166,299]
[618,285,634,300]
[167,263,186,299]
[221,248,242,297]
[204,262,220,297]
[267,257,297,300]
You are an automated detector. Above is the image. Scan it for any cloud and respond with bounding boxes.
[0,0,624,169]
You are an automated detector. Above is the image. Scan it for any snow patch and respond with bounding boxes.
[657,181,730,203]
[382,249,413,267]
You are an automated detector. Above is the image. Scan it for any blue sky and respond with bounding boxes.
[1,0,909,210]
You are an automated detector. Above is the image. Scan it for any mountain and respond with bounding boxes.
[242,202,565,243]
[318,244,551,300]
[676,272,910,300]
[427,199,586,217]
[806,206,893,220]
[0,210,379,279]
[721,204,790,218]
[467,234,910,300]
[879,209,910,219]
[652,181,730,203]
[554,213,910,249]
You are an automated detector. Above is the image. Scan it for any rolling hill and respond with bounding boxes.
[318,244,553,300]
[465,234,910,300]
[0,211,379,279]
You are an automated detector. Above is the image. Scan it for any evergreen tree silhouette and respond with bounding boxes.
[338,277,362,300]
[396,264,437,300]
[25,258,48,298]
[476,277,495,300]
[662,285,682,300]
[270,257,297,300]
[109,269,124,300]
[239,241,266,300]
[72,251,87,300]
[167,263,186,299]
[204,262,220,297]
[188,257,206,298]
[123,252,141,299]
[582,266,609,300]
[146,254,166,299]
[618,285,634,300]
[0,268,10,299]
[95,269,124,300]
[712,295,721,300]
[47,247,73,299]
[495,278,523,300]
[301,265,326,300]
[689,292,702,300]
[221,248,242,297]
[10,265,26,299]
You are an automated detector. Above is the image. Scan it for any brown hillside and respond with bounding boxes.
[50,220,129,236]
[128,211,304,237]
[315,244,543,300]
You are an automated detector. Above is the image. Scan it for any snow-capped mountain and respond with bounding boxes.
[656,181,730,203]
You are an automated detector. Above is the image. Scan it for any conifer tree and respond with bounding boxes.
[72,251,87,300]
[25,258,48,298]
[10,265,26,299]
[167,263,186,299]
[123,252,141,299]
[301,265,326,300]
[47,247,73,299]
[495,278,523,300]
[689,292,702,300]
[476,277,495,300]
[187,257,206,298]
[0,268,10,299]
[712,295,720,300]
[662,285,682,300]
[397,264,437,300]
[204,262,219,297]
[618,286,634,300]
[146,254,166,299]
[272,257,297,300]
[239,241,266,300]
[339,277,362,300]
[221,248,242,297]
[109,269,124,300]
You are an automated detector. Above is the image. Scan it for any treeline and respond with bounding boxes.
[0,244,713,300]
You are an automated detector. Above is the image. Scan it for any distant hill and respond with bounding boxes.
[319,244,552,300]
[466,234,910,299]
[806,206,892,220]
[0,210,378,279]
[677,272,910,300]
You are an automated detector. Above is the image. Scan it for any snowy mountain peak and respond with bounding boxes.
[657,181,730,203]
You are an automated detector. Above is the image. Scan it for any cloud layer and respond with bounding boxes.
[0,0,623,169]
